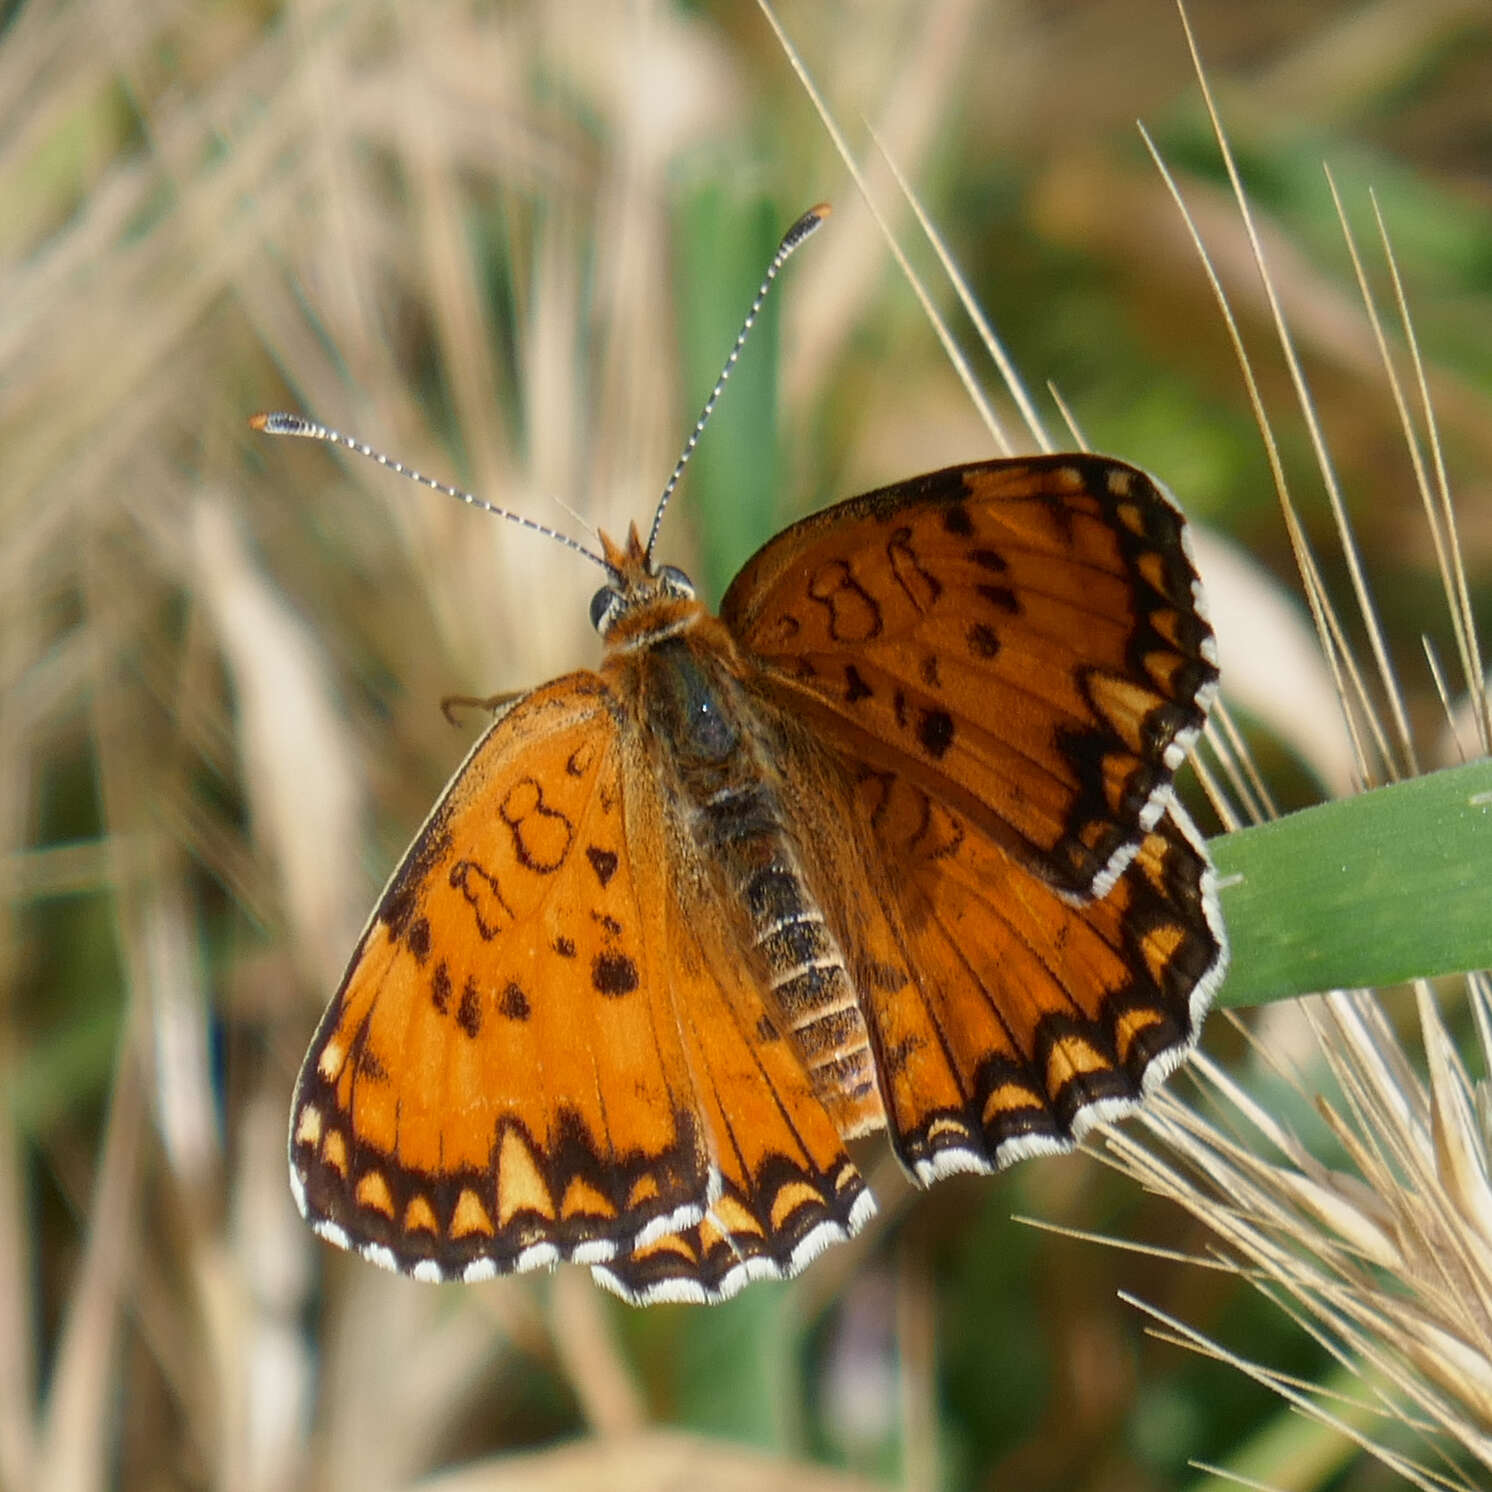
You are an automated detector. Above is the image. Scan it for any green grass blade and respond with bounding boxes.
[676,188,786,602]
[1212,758,1492,1008]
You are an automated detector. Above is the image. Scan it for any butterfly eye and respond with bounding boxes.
[657,564,695,599]
[589,587,619,633]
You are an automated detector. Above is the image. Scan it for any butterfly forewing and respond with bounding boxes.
[290,675,714,1280]
[722,455,1218,898]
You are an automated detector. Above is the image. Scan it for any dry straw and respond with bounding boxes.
[5,2,1490,1489]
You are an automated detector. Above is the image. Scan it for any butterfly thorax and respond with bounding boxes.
[598,569,883,1139]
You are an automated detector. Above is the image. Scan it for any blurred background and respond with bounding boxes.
[5,1,1492,1488]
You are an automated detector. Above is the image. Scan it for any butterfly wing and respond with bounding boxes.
[728,703,1227,1183]
[722,455,1218,898]
[844,779,1223,1180]
[290,674,717,1281]
[721,454,1226,1179]
[291,671,870,1294]
[588,883,873,1305]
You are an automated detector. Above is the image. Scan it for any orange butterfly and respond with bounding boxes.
[262,209,1226,1305]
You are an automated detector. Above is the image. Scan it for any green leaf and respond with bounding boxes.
[1211,758,1492,1007]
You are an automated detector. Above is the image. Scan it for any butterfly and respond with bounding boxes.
[269,213,1227,1306]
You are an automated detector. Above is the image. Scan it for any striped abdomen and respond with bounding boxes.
[696,780,881,1134]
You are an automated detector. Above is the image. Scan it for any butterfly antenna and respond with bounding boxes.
[644,202,830,564]
[250,413,611,573]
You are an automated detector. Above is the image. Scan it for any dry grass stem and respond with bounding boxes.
[9,2,1490,1487]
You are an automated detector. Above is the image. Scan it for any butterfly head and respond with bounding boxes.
[590,521,697,640]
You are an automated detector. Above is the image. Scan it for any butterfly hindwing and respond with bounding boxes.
[756,707,1226,1184]
[722,455,1219,898]
[852,784,1225,1181]
[290,675,713,1281]
[591,772,873,1304]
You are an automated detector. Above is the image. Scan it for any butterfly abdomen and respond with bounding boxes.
[692,779,881,1135]
[636,630,882,1134]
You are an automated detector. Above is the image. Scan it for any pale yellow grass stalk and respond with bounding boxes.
[1080,16,1492,1487]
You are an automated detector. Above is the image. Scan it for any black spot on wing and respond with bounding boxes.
[457,979,483,1038]
[431,962,452,1015]
[357,1047,388,1080]
[381,885,416,944]
[592,951,639,997]
[498,982,530,1021]
[406,916,432,963]
[377,826,452,941]
[978,583,1021,615]
[918,708,955,759]
[968,622,1001,659]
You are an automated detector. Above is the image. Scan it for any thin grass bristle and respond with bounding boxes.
[1074,16,1492,1481]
